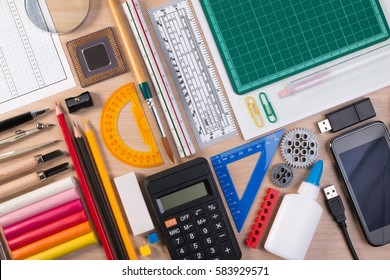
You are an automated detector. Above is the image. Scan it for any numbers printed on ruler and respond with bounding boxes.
[149,0,237,148]
[123,0,196,158]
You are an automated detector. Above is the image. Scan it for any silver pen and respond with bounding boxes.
[0,123,55,147]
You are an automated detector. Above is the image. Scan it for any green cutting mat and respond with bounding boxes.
[200,0,390,95]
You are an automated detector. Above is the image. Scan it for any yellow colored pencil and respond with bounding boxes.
[83,119,138,260]
[24,232,97,260]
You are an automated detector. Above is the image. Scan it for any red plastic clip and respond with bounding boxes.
[245,188,280,249]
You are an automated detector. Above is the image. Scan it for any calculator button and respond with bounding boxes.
[182,222,194,232]
[179,256,191,260]
[205,202,218,212]
[167,227,181,237]
[211,255,221,260]
[206,245,219,256]
[172,236,185,247]
[178,213,191,223]
[176,246,188,257]
[199,225,212,236]
[195,217,208,226]
[212,221,225,231]
[164,217,177,228]
[216,231,228,241]
[185,231,198,241]
[192,207,205,217]
[189,241,201,252]
[192,250,206,260]
[202,236,215,246]
[209,211,221,221]
[220,240,237,259]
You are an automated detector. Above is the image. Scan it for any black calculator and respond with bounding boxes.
[144,157,241,260]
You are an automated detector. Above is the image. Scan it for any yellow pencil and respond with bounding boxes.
[24,232,97,260]
[83,119,138,260]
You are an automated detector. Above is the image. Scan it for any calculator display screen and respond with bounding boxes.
[157,182,209,213]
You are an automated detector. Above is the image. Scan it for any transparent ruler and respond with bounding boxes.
[149,0,237,149]
[123,0,195,158]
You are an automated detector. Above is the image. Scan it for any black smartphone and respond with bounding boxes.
[330,121,390,246]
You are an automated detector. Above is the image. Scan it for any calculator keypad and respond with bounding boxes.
[163,201,240,260]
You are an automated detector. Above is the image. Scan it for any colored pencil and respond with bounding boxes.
[73,122,127,260]
[12,221,93,260]
[55,102,115,260]
[84,119,138,260]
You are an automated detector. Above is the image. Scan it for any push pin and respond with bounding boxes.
[65,91,93,114]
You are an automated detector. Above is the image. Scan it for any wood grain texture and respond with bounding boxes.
[0,0,389,260]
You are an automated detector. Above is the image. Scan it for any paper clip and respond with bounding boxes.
[259,92,277,123]
[245,96,264,128]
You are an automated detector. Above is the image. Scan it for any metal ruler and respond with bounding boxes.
[210,129,284,232]
[149,0,237,149]
[101,83,163,168]
[122,0,195,158]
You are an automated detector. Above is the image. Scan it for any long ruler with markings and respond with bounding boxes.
[123,0,195,158]
[148,0,237,149]
[210,129,284,232]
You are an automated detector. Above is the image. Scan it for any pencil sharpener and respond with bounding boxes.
[65,91,94,114]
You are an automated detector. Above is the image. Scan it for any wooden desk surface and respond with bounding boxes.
[1,0,389,260]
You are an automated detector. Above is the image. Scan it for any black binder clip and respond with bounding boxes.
[65,91,94,114]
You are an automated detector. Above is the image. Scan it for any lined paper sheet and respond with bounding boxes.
[0,0,75,114]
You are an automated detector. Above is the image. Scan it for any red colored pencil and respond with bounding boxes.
[55,102,115,260]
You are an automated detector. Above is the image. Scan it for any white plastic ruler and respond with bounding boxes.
[149,0,237,149]
[123,0,196,158]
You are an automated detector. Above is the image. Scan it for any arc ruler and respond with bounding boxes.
[122,0,195,158]
[149,0,237,149]
[210,129,284,232]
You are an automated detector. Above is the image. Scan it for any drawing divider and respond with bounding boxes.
[55,102,115,260]
[73,122,128,260]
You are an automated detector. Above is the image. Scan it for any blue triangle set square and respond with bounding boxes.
[210,129,284,232]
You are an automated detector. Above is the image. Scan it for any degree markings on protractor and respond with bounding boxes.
[101,83,163,168]
[149,0,237,149]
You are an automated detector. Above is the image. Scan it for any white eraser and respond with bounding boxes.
[114,172,154,236]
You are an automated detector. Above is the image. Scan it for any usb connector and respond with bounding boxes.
[323,185,359,260]
[317,98,376,133]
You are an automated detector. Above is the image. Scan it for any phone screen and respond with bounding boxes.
[339,136,390,232]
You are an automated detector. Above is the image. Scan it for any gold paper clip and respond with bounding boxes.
[245,96,264,128]
[259,92,277,123]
